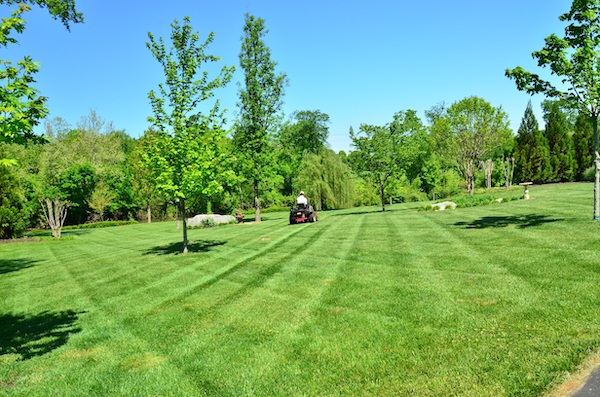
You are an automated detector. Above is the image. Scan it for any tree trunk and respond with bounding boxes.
[593,116,599,220]
[467,173,475,196]
[254,180,261,222]
[146,201,152,223]
[40,198,69,239]
[502,156,515,189]
[482,159,493,189]
[380,183,386,212]
[238,181,244,210]
[181,199,188,254]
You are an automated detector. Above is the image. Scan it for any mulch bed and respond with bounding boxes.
[0,237,42,244]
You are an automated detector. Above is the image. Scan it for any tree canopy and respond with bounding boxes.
[0,0,83,145]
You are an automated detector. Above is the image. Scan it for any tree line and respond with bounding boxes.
[1,95,594,239]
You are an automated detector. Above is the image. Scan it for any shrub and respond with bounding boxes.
[201,218,217,228]
[62,220,138,230]
[418,194,520,212]
[583,166,595,182]
[430,169,462,200]
[0,168,30,239]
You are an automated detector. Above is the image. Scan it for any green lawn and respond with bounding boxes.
[1,183,599,396]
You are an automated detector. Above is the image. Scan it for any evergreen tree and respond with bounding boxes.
[573,112,595,180]
[543,101,576,182]
[514,101,551,184]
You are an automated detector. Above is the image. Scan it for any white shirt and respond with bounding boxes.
[297,195,308,205]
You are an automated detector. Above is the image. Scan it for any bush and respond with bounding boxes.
[418,194,520,212]
[583,166,596,182]
[62,220,138,230]
[201,218,217,228]
[429,169,462,200]
[0,168,30,239]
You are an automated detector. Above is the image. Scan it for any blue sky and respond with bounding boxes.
[3,0,567,152]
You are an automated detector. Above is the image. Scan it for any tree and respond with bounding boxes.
[295,149,354,211]
[389,109,429,184]
[350,123,402,212]
[275,110,330,197]
[543,101,576,182]
[514,101,552,184]
[573,112,595,180]
[506,0,600,219]
[54,163,95,224]
[235,13,286,222]
[0,1,82,145]
[0,1,83,30]
[129,132,161,223]
[88,181,114,221]
[39,197,69,238]
[0,161,30,238]
[146,16,234,253]
[280,110,330,154]
[429,97,512,195]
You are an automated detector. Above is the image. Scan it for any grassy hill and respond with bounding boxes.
[1,183,599,396]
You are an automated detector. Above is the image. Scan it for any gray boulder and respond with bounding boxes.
[187,214,236,227]
[431,201,457,211]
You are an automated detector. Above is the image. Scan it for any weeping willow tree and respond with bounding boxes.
[295,149,354,210]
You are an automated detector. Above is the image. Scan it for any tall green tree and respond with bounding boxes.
[129,131,162,223]
[349,124,402,212]
[146,16,234,253]
[573,112,595,180]
[429,96,512,195]
[275,110,330,196]
[0,1,82,145]
[295,149,354,211]
[506,0,600,219]
[514,101,551,184]
[281,110,330,154]
[234,13,286,222]
[543,101,576,182]
[350,110,429,211]
[54,162,95,225]
[389,109,429,184]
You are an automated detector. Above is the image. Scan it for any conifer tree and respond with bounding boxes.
[573,112,595,180]
[514,101,551,184]
[543,102,576,182]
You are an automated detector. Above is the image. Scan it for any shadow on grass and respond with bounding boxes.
[0,258,39,275]
[238,215,276,223]
[331,208,408,217]
[143,239,227,255]
[455,214,562,229]
[0,310,83,360]
[61,229,93,237]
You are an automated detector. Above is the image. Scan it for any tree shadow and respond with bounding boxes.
[331,207,408,217]
[0,258,38,275]
[454,214,562,229]
[0,310,83,360]
[238,215,274,222]
[61,229,93,236]
[143,239,227,255]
